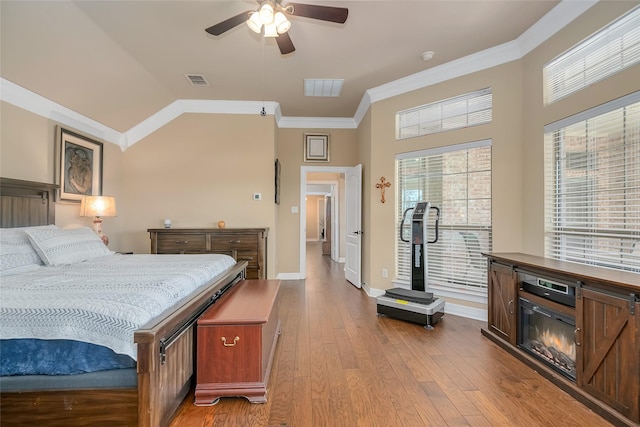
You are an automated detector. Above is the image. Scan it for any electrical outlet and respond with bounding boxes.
[382,268,388,278]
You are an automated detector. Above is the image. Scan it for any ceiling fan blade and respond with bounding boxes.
[205,11,252,36]
[288,3,348,24]
[276,32,296,54]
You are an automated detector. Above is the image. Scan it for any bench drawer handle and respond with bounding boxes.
[221,336,240,347]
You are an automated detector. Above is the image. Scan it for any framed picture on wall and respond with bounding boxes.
[304,134,329,162]
[55,126,103,202]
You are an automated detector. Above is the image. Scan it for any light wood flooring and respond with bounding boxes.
[170,241,609,427]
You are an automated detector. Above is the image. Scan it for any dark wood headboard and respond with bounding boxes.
[0,178,58,228]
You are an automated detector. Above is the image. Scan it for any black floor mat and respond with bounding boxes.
[383,288,434,304]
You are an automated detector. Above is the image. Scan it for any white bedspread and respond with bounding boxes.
[0,254,236,360]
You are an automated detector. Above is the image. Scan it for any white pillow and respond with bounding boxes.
[0,225,58,275]
[25,226,113,266]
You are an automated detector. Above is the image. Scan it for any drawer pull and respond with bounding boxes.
[221,336,240,347]
[240,256,254,261]
[228,240,241,243]
[175,240,188,244]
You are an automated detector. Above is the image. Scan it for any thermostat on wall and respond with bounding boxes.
[253,193,262,201]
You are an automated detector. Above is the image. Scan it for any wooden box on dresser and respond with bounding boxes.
[483,253,640,427]
[148,228,267,279]
[194,279,281,405]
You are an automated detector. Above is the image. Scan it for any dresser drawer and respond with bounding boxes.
[157,233,206,253]
[235,250,257,267]
[211,234,257,251]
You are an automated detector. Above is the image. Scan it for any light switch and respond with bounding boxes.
[291,206,298,213]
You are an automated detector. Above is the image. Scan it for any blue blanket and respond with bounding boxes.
[1,339,135,375]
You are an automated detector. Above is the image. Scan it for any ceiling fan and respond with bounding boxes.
[205,1,348,55]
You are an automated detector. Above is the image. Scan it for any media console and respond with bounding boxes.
[483,253,639,427]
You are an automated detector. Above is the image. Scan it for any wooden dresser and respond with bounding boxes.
[195,279,281,405]
[148,228,268,279]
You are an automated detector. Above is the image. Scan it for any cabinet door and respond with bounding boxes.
[487,262,518,345]
[576,287,640,422]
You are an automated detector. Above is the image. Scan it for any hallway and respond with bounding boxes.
[170,243,608,426]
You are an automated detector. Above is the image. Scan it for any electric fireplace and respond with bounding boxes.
[517,275,577,382]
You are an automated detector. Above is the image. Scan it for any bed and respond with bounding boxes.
[0,177,247,427]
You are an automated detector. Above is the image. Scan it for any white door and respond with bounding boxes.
[345,164,362,287]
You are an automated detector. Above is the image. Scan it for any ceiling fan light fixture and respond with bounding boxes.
[247,12,263,33]
[274,11,290,34]
[259,3,274,24]
[263,23,278,37]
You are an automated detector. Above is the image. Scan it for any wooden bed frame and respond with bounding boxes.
[0,177,247,427]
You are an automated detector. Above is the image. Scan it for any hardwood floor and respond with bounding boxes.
[170,242,609,427]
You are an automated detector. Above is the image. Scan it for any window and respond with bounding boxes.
[544,6,640,105]
[396,140,492,298]
[396,88,492,140]
[544,92,640,272]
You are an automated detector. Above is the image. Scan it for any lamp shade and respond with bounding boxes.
[247,12,262,33]
[274,12,290,34]
[258,3,274,24]
[80,196,117,217]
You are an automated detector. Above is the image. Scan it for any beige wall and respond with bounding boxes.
[0,101,126,232]
[305,195,323,240]
[0,108,279,277]
[1,1,637,302]
[274,128,359,274]
[365,61,525,294]
[357,109,372,291]
[356,0,639,309]
[520,1,640,256]
[119,113,278,276]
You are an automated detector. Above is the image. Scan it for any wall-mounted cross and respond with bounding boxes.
[375,176,391,203]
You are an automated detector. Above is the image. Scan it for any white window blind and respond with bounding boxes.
[396,88,492,140]
[544,6,640,105]
[544,93,640,273]
[396,141,492,295]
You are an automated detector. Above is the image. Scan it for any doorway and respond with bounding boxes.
[300,165,361,284]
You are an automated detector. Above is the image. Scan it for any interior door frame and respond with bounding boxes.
[300,166,351,278]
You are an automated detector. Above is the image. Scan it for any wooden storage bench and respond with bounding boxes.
[195,279,281,405]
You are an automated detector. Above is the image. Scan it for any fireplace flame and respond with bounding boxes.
[537,327,576,361]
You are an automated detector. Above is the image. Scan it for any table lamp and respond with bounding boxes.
[80,195,117,245]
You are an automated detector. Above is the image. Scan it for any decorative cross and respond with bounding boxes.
[375,176,391,203]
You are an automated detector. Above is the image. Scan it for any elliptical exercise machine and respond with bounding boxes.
[376,201,445,329]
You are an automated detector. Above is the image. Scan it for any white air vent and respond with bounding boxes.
[185,74,209,86]
[304,79,344,97]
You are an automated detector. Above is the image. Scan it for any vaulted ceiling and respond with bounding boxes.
[2,0,596,142]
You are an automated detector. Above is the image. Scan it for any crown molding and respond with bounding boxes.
[357,0,598,122]
[0,78,124,147]
[121,99,280,149]
[0,1,597,149]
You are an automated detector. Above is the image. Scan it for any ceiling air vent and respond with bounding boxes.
[185,74,209,86]
[304,79,344,97]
